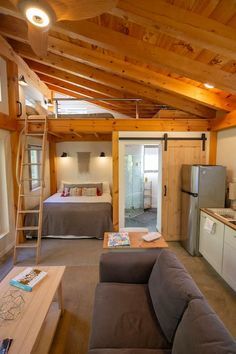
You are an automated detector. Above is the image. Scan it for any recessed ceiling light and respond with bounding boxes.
[25,7,50,27]
[204,83,215,89]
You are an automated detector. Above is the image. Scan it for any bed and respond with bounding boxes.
[25,183,113,239]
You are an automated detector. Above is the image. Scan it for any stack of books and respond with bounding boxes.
[10,267,47,292]
[108,232,130,247]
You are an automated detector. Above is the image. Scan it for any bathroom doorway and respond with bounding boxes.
[119,140,162,231]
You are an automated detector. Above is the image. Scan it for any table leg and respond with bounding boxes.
[57,282,64,315]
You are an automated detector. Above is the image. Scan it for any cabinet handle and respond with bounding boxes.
[164,185,167,197]
[17,100,22,117]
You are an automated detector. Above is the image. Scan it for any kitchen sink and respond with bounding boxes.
[206,208,236,221]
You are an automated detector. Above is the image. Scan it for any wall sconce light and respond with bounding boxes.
[100,152,105,157]
[18,75,28,86]
[47,99,54,107]
[61,152,68,157]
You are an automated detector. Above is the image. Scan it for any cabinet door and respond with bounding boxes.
[222,226,236,291]
[199,212,224,274]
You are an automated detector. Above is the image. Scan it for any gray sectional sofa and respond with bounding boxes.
[88,249,236,354]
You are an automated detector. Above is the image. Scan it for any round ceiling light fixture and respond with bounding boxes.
[25,7,50,27]
[204,83,215,89]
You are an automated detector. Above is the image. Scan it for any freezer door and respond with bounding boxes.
[182,165,199,194]
[198,166,226,208]
[181,191,199,256]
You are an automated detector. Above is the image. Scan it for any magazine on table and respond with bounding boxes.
[9,267,47,292]
[108,232,130,247]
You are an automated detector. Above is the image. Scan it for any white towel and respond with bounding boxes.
[204,218,216,234]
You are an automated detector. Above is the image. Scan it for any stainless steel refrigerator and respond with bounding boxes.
[181,165,226,256]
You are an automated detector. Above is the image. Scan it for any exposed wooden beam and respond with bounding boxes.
[211,111,236,131]
[111,0,236,61]
[48,131,63,139]
[7,59,18,120]
[71,131,82,138]
[46,83,132,117]
[209,132,217,165]
[45,37,236,112]
[49,137,57,194]
[10,41,214,117]
[53,20,236,94]
[54,133,112,142]
[0,18,232,112]
[36,71,133,101]
[17,118,211,133]
[0,35,50,98]
[0,112,17,130]
[112,131,119,231]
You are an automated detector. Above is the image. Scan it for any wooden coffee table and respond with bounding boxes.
[0,266,65,354]
[103,232,168,250]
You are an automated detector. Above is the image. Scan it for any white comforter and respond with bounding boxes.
[44,192,112,204]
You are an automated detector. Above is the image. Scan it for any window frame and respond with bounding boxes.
[143,145,159,173]
[28,144,41,191]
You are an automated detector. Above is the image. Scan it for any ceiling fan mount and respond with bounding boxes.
[9,0,118,56]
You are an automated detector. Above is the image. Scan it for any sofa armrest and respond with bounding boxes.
[99,250,163,284]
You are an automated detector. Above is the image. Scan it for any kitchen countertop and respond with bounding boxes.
[201,208,236,231]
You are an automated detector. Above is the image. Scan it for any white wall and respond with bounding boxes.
[0,57,9,115]
[216,128,236,183]
[0,129,15,257]
[56,141,112,189]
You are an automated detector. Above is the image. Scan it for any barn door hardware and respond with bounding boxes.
[119,134,207,152]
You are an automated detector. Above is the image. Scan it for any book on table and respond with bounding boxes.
[9,267,47,292]
[108,232,130,247]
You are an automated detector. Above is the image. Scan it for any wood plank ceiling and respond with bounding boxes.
[0,0,236,119]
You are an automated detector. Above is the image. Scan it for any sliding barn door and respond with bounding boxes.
[162,141,206,241]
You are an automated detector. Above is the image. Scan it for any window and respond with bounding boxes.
[144,146,159,173]
[28,145,41,190]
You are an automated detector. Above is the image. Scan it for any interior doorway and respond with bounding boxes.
[119,140,162,231]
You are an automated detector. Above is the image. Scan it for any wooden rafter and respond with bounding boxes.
[0,16,234,112]
[211,111,236,131]
[8,41,215,117]
[17,118,211,133]
[53,20,236,94]
[46,84,133,117]
[110,0,236,61]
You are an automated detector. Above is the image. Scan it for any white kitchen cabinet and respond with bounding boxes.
[222,226,236,291]
[199,212,224,274]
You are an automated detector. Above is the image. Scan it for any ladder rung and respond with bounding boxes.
[15,242,37,248]
[16,226,39,231]
[25,133,44,136]
[25,147,42,151]
[21,178,42,181]
[20,194,41,197]
[18,210,40,214]
[27,120,46,123]
[23,163,42,166]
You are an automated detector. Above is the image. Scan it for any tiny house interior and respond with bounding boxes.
[0,1,236,353]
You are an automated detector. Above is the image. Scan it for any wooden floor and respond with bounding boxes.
[0,239,235,354]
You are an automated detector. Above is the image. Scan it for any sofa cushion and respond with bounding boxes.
[148,250,203,343]
[89,283,171,350]
[172,298,236,354]
[89,349,171,354]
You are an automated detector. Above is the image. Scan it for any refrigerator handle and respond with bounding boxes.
[164,185,167,197]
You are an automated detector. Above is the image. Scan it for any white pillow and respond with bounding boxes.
[82,187,97,196]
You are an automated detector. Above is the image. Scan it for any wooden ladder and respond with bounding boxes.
[13,115,48,264]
